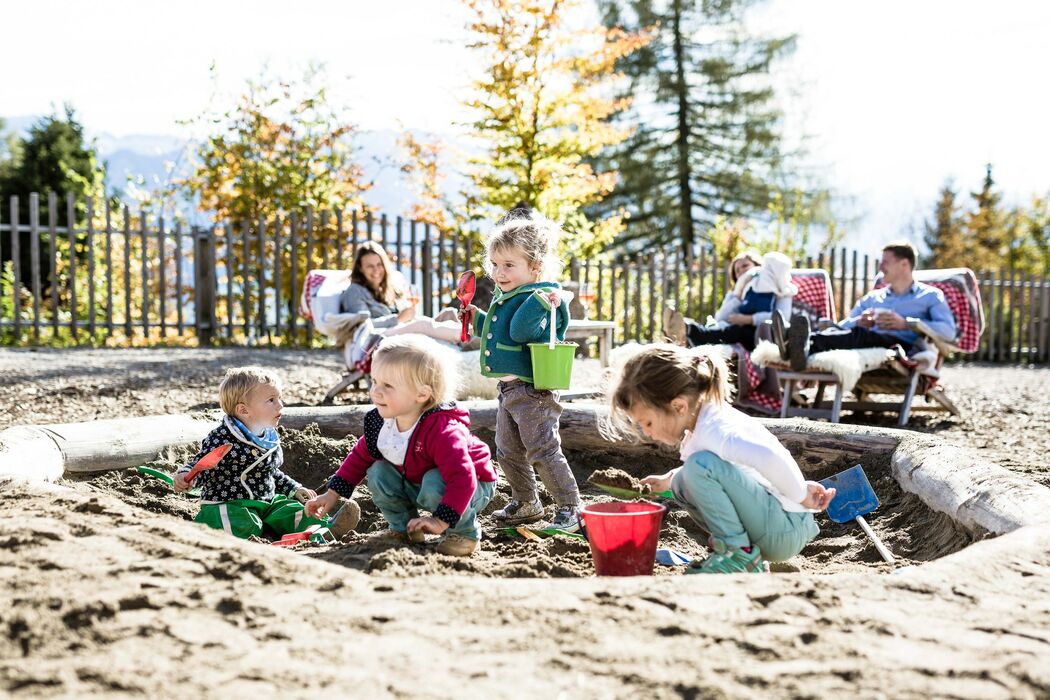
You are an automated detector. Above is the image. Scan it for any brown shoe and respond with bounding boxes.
[435,533,479,557]
[328,499,361,539]
[662,306,688,346]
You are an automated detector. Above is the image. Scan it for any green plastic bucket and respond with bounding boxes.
[528,340,577,390]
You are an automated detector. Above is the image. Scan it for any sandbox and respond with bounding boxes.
[4,402,1050,698]
[5,402,1048,580]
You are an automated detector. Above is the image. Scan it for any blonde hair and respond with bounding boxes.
[485,204,563,282]
[606,344,732,440]
[352,241,405,307]
[219,366,283,416]
[370,335,459,411]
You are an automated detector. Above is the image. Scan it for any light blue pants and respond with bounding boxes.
[366,460,495,540]
[671,450,819,562]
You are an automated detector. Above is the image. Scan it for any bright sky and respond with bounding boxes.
[3,0,1049,248]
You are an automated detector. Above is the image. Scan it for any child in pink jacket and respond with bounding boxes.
[307,335,497,556]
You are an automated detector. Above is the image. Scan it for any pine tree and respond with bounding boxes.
[0,107,106,294]
[964,164,1008,271]
[594,0,821,251]
[923,181,965,267]
[0,106,105,227]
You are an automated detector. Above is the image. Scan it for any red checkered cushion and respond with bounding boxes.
[791,270,835,323]
[299,270,329,321]
[915,269,984,354]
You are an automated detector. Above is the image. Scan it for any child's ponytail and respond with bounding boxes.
[603,344,733,441]
[692,351,730,407]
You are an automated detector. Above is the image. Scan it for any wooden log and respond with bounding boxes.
[0,414,218,479]
[893,434,1050,536]
[278,403,901,466]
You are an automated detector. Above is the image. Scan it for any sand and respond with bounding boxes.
[3,348,1050,697]
[57,425,975,581]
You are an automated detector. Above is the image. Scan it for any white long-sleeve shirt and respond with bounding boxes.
[679,402,814,513]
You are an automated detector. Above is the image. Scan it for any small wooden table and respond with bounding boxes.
[565,319,616,367]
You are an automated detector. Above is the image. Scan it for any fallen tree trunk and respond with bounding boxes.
[280,403,902,465]
[0,413,217,478]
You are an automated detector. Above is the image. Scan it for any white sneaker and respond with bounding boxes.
[492,499,545,526]
[549,505,582,533]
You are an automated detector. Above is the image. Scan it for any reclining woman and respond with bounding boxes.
[664,251,796,352]
[339,241,471,347]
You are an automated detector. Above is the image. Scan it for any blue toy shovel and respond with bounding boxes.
[819,464,895,563]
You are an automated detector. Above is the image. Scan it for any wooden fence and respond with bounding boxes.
[1,192,1048,363]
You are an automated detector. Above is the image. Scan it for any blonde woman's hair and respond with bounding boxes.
[351,240,405,307]
[370,335,459,410]
[485,204,563,281]
[605,344,732,441]
[219,366,283,416]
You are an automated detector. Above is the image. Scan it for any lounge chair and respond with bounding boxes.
[298,269,371,404]
[734,269,837,414]
[754,268,985,426]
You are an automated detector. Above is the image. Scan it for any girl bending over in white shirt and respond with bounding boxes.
[605,344,835,574]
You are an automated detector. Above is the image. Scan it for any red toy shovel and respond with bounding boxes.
[457,270,477,342]
[185,443,233,483]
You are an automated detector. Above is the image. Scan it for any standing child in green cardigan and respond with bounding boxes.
[460,205,583,531]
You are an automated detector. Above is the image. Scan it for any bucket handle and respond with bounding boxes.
[549,299,557,349]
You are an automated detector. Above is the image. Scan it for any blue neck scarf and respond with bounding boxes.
[230,416,280,451]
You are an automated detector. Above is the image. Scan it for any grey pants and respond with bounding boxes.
[496,379,581,507]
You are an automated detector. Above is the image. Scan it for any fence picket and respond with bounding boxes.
[139,208,148,338]
[257,217,266,339]
[104,199,114,335]
[274,215,282,337]
[10,197,22,339]
[86,197,96,337]
[29,193,41,339]
[174,220,184,335]
[49,193,59,337]
[158,213,167,338]
[289,214,298,338]
[241,219,251,339]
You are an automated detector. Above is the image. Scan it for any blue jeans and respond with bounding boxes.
[671,450,819,561]
[366,461,495,540]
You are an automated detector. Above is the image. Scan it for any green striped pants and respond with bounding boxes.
[195,495,328,540]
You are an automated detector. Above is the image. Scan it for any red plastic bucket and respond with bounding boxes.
[581,501,667,576]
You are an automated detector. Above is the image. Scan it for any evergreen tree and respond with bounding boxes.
[0,106,105,227]
[923,181,965,267]
[0,107,106,292]
[594,0,820,251]
[963,164,1008,271]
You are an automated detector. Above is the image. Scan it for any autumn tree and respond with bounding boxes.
[456,0,649,258]
[178,65,369,226]
[175,66,370,336]
[593,0,826,251]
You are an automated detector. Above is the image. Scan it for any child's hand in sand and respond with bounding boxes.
[801,481,836,511]
[640,470,677,495]
[407,516,449,536]
[293,486,317,504]
[305,490,340,519]
[172,472,191,493]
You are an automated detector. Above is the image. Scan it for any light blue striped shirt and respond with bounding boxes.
[840,281,956,344]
